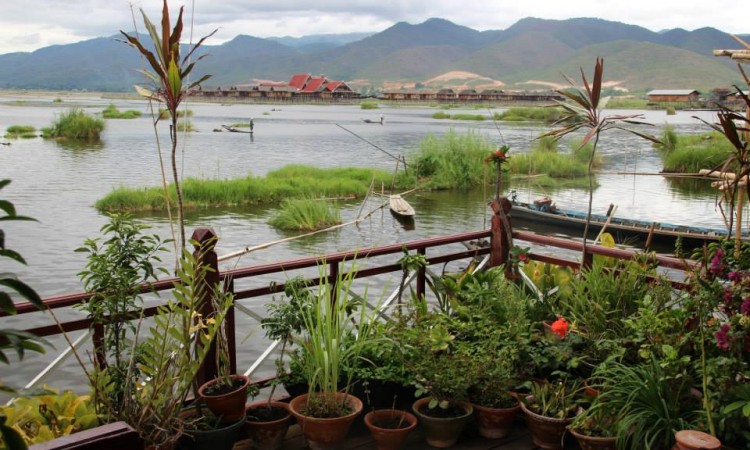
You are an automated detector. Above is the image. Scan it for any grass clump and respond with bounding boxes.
[605,97,648,109]
[404,129,493,189]
[360,100,380,110]
[269,198,341,231]
[494,107,562,123]
[176,120,195,132]
[506,136,595,182]
[102,104,142,119]
[41,108,105,140]
[4,125,37,139]
[158,108,192,119]
[656,131,732,173]
[432,111,485,120]
[95,165,394,212]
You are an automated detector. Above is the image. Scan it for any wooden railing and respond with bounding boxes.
[2,200,694,390]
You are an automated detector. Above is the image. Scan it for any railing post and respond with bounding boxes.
[224,277,237,375]
[192,227,220,386]
[490,197,513,273]
[417,248,426,301]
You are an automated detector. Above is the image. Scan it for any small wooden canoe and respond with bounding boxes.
[389,194,415,218]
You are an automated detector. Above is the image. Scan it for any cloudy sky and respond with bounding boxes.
[0,0,747,56]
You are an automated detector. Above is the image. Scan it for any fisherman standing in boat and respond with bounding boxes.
[249,118,254,132]
[379,114,384,125]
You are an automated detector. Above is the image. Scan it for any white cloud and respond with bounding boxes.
[0,0,746,55]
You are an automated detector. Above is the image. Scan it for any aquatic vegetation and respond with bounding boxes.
[95,165,394,212]
[658,131,733,173]
[494,107,562,123]
[41,108,105,140]
[432,111,486,120]
[360,100,380,110]
[405,129,493,189]
[102,104,142,119]
[269,198,341,231]
[4,125,37,139]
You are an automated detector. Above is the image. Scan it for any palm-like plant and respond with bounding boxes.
[543,58,659,261]
[119,0,216,253]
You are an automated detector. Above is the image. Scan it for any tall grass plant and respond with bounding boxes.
[269,198,341,231]
[41,108,105,140]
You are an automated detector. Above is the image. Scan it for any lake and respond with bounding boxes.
[0,94,734,392]
[0,95,732,297]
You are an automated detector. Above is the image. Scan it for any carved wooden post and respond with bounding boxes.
[192,227,220,386]
[490,197,513,277]
[416,248,426,301]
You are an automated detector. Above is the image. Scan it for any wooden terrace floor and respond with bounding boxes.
[235,418,583,450]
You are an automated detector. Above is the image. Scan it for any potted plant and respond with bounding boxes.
[244,400,292,450]
[567,397,618,450]
[179,404,246,450]
[363,408,418,450]
[286,261,374,450]
[398,315,474,449]
[518,379,585,450]
[197,294,255,422]
[468,347,521,439]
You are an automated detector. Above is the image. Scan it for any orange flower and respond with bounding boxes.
[550,317,568,338]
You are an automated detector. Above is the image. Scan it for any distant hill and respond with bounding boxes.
[0,17,746,93]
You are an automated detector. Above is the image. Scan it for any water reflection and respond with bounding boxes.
[54,138,105,152]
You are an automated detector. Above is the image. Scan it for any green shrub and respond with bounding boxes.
[41,108,105,139]
[269,198,341,231]
[4,125,37,139]
[360,100,379,110]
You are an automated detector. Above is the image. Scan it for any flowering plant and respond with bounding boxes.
[550,317,569,339]
[510,245,530,267]
[484,145,509,166]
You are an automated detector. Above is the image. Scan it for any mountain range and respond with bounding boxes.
[0,17,746,93]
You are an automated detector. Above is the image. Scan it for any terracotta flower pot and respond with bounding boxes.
[198,374,250,422]
[519,398,574,450]
[288,392,363,450]
[411,397,473,448]
[364,409,418,450]
[471,402,520,439]
[569,428,617,450]
[245,401,292,450]
[672,430,721,450]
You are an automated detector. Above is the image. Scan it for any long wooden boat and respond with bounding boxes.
[389,194,415,218]
[510,199,748,249]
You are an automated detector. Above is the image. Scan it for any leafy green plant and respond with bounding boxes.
[41,108,104,140]
[521,379,584,419]
[120,0,215,250]
[75,213,169,410]
[293,261,377,418]
[543,58,659,261]
[0,387,99,447]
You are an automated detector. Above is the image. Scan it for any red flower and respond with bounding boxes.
[550,317,569,338]
[484,146,510,165]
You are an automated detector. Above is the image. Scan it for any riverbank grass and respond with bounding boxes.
[360,100,379,109]
[4,125,37,139]
[656,129,732,173]
[494,107,562,123]
[102,104,142,119]
[269,198,341,231]
[96,165,395,212]
[41,108,104,139]
[432,111,486,120]
[507,137,599,187]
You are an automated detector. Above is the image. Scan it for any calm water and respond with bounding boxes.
[0,94,731,391]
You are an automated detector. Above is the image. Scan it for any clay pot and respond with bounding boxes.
[519,397,574,450]
[672,430,721,450]
[288,392,363,450]
[245,401,292,450]
[198,374,250,422]
[569,428,617,450]
[364,409,418,450]
[411,397,473,448]
[471,402,520,439]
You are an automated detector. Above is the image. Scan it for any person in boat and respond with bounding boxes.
[533,197,555,213]
[249,118,254,132]
[379,114,384,125]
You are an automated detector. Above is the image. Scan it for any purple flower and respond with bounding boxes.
[742,297,750,316]
[723,287,734,305]
[709,249,726,276]
[728,271,740,281]
[715,324,731,350]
